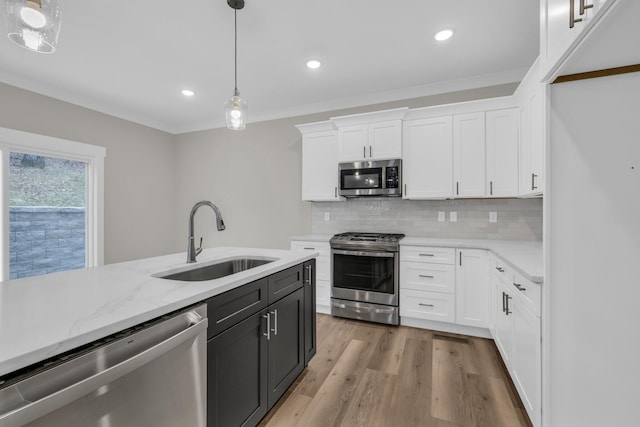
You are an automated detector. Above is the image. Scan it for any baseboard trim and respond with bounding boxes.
[401,317,492,339]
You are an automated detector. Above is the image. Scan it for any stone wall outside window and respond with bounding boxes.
[10,207,85,279]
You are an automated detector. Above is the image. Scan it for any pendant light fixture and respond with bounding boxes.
[224,0,248,130]
[3,0,62,53]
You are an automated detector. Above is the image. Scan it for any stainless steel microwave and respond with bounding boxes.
[338,159,402,197]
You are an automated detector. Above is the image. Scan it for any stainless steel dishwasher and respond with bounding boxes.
[0,303,208,427]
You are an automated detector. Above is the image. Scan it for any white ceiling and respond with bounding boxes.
[0,0,539,134]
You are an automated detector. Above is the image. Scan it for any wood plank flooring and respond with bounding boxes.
[259,314,532,427]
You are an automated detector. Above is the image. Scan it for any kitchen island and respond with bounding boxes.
[0,247,317,378]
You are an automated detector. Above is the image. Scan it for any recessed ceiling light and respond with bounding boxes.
[306,60,322,69]
[181,89,195,97]
[434,29,454,41]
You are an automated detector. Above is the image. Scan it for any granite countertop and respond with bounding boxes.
[400,237,543,283]
[0,247,317,378]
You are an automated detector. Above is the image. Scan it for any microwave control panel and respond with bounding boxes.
[386,166,400,189]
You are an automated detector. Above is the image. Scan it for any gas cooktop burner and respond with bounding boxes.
[330,232,405,251]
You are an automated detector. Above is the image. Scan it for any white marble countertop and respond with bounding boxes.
[289,234,542,283]
[289,234,332,243]
[0,247,317,378]
[401,237,543,283]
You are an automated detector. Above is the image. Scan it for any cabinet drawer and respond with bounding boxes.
[268,264,303,304]
[401,246,455,264]
[493,256,513,281]
[206,278,268,338]
[511,271,541,317]
[400,261,455,294]
[290,241,330,257]
[400,289,455,323]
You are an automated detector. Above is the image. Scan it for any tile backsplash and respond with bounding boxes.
[312,198,542,241]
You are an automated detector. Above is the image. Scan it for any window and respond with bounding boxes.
[0,127,105,281]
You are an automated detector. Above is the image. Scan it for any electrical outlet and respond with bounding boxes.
[449,212,457,222]
[438,211,445,222]
[324,212,330,221]
[489,212,498,223]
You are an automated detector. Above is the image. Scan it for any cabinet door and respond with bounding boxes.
[494,279,515,365]
[303,260,317,365]
[369,120,402,159]
[518,100,532,195]
[546,0,584,68]
[338,124,368,161]
[402,116,453,199]
[267,287,305,408]
[302,130,342,201]
[207,311,268,427]
[513,301,542,427]
[486,109,519,197]
[520,85,544,196]
[455,249,490,328]
[453,112,486,198]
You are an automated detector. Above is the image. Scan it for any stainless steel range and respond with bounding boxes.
[330,232,404,325]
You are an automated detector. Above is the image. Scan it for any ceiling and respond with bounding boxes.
[0,0,539,134]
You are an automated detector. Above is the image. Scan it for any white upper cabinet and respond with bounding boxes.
[402,116,453,199]
[519,84,545,196]
[332,108,408,162]
[486,108,519,198]
[453,112,486,198]
[296,122,344,202]
[337,120,402,161]
[544,0,614,75]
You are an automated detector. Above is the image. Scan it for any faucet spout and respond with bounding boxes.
[187,200,225,263]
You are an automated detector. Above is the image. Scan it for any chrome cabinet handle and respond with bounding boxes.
[305,264,313,285]
[532,173,538,191]
[505,294,512,315]
[580,0,593,15]
[502,292,506,313]
[419,303,434,307]
[496,266,505,273]
[369,145,372,157]
[363,146,366,158]
[263,313,270,340]
[514,282,527,292]
[270,310,278,335]
[335,186,337,198]
[303,247,315,250]
[570,0,582,28]
[456,181,459,195]
[490,181,493,195]
[404,183,407,196]
[419,275,434,279]
[419,253,434,257]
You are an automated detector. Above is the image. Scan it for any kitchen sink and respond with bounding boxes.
[154,257,276,282]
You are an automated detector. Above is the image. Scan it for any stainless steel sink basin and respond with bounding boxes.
[155,257,276,282]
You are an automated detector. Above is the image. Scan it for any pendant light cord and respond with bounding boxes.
[234,9,238,94]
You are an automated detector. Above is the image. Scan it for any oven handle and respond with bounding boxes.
[332,249,395,258]
[331,301,395,314]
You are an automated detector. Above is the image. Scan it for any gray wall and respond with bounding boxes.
[0,82,177,264]
[173,83,522,250]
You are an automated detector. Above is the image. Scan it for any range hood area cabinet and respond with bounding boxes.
[331,108,408,162]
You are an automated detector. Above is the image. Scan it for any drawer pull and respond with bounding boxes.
[419,303,435,307]
[303,247,315,250]
[419,253,435,257]
[495,266,504,273]
[514,283,527,292]
[419,275,435,279]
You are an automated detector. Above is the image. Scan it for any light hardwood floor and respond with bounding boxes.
[259,314,532,427]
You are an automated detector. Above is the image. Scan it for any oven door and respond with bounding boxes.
[331,249,399,306]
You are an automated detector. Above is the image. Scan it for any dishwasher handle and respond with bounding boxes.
[0,316,208,427]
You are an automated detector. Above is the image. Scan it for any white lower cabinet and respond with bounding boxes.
[400,289,455,323]
[455,249,490,328]
[491,254,541,427]
[290,240,331,314]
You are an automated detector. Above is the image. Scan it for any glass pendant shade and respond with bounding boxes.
[4,0,61,53]
[224,91,248,130]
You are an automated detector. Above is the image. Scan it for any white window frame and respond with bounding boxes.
[0,127,105,281]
